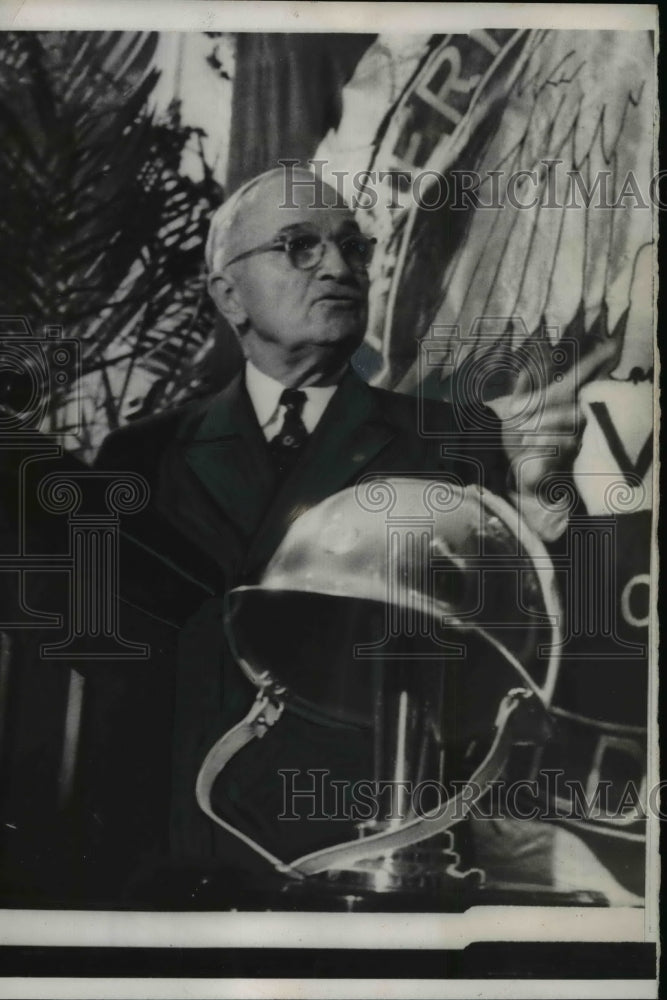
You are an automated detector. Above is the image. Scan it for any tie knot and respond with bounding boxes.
[280,388,307,414]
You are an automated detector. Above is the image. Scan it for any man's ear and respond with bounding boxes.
[207,270,249,330]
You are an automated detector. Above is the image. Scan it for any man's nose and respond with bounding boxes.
[316,239,355,280]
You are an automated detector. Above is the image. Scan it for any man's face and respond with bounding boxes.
[223,177,370,357]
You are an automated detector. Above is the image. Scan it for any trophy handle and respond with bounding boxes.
[195,680,304,880]
[195,681,550,883]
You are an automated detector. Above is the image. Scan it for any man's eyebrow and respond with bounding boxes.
[273,223,315,236]
[273,220,362,237]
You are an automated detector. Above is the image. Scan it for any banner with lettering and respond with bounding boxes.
[316,29,655,388]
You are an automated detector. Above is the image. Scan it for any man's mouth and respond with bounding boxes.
[314,292,364,306]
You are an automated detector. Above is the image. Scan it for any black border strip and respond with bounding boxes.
[0,943,655,979]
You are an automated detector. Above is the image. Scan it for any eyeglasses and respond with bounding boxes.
[224,230,377,273]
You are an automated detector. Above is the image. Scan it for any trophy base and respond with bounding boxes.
[291,838,483,897]
[273,837,610,910]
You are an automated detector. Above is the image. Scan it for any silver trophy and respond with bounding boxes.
[197,478,560,900]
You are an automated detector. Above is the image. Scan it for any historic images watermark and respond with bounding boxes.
[0,317,81,435]
[0,316,150,658]
[279,158,667,212]
[277,768,659,824]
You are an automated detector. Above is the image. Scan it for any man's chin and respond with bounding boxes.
[312,331,366,356]
[310,318,367,347]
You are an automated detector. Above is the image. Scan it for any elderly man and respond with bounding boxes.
[95,167,583,892]
[98,167,572,564]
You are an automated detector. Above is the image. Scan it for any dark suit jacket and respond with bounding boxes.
[97,368,508,584]
[93,369,509,882]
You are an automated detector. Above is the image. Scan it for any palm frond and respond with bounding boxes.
[0,30,223,457]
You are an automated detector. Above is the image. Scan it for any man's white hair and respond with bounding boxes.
[205,166,323,275]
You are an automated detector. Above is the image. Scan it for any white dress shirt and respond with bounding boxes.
[245,359,339,441]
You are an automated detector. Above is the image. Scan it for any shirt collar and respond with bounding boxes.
[245,359,287,428]
[244,359,342,431]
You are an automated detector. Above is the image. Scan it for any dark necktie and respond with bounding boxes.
[269,388,309,478]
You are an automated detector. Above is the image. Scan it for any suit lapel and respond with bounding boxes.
[244,371,397,574]
[182,373,277,539]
